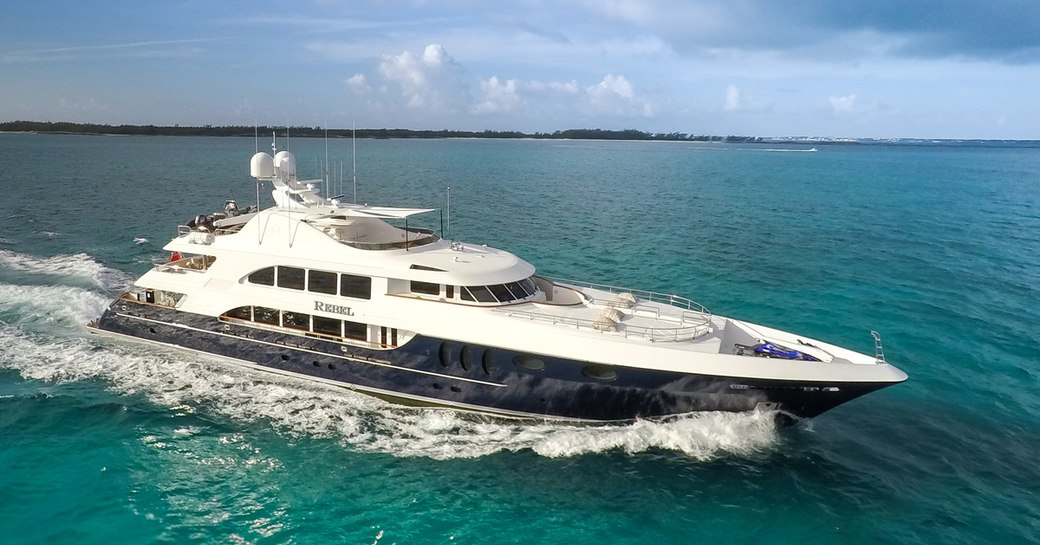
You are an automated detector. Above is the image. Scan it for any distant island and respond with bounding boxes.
[3,121,1037,147]
[0,120,763,143]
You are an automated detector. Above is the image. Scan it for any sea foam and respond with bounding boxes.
[0,251,780,461]
[0,249,132,291]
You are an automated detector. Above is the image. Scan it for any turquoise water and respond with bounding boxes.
[1,133,1038,544]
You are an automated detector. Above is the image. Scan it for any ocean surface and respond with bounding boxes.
[0,133,1037,544]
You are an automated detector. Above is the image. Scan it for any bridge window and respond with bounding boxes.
[487,284,513,302]
[463,285,496,303]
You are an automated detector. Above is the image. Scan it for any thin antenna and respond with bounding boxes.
[352,121,357,204]
[447,185,451,239]
[254,121,258,153]
[324,125,330,200]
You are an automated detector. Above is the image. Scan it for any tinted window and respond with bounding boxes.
[446,285,455,299]
[467,285,497,303]
[482,349,496,375]
[277,266,305,290]
[308,270,337,294]
[411,281,439,295]
[312,315,341,336]
[487,284,513,302]
[520,277,538,296]
[224,306,251,320]
[341,274,371,299]
[505,282,527,299]
[460,345,473,371]
[254,306,280,326]
[461,286,475,301]
[582,364,618,381]
[509,280,532,297]
[514,354,545,371]
[344,320,367,340]
[248,267,275,286]
[283,311,310,330]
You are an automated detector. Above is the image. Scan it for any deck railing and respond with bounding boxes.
[495,307,711,342]
[498,277,713,342]
[545,277,711,315]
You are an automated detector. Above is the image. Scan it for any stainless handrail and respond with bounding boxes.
[494,308,711,342]
[544,277,711,315]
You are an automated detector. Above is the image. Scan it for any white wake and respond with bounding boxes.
[0,250,781,460]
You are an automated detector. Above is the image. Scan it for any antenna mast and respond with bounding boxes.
[324,125,330,200]
[352,121,357,204]
[447,186,451,240]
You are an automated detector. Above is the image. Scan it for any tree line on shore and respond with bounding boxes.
[0,121,765,143]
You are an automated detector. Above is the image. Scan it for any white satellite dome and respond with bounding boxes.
[249,152,274,178]
[273,151,296,178]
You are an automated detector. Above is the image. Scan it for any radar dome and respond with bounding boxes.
[250,152,274,178]
[273,151,296,178]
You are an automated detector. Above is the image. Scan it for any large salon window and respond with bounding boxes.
[282,311,310,331]
[341,274,372,300]
[277,266,305,290]
[312,315,341,336]
[308,270,338,295]
[411,281,440,296]
[248,267,275,286]
[224,306,252,320]
[253,306,280,326]
[343,320,367,341]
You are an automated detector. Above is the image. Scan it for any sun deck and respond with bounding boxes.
[494,279,720,346]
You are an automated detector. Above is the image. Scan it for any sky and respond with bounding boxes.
[2,0,1040,139]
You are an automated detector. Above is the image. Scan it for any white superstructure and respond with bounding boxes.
[91,145,907,422]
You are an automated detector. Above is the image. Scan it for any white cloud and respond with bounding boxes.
[377,44,468,110]
[829,93,857,114]
[587,74,635,100]
[583,74,653,117]
[347,43,656,126]
[345,73,369,93]
[724,84,741,111]
[473,76,521,114]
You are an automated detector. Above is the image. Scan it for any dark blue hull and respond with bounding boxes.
[91,299,892,421]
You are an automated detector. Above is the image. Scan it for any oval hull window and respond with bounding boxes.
[581,364,617,381]
[439,342,451,367]
[460,345,472,371]
[482,349,495,375]
[514,354,545,371]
